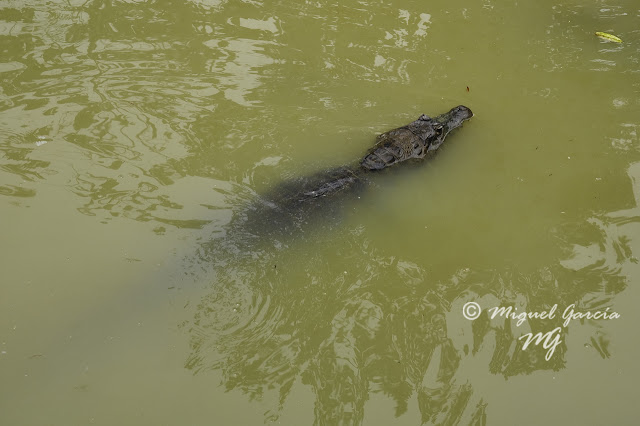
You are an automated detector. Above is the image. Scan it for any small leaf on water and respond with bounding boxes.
[595,32,622,43]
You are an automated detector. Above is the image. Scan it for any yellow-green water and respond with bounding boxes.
[1,0,639,424]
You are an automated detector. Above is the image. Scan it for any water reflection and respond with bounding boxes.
[0,0,285,225]
[0,0,465,219]
[1,0,639,424]
[184,179,635,423]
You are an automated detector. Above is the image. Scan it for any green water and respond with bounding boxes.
[1,0,639,424]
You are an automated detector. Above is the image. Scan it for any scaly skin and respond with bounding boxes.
[243,105,473,235]
[303,105,474,199]
[360,105,473,171]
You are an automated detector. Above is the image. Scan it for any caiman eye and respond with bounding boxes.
[435,125,444,135]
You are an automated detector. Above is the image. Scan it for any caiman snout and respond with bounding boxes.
[438,105,473,135]
[423,104,473,153]
[452,105,474,118]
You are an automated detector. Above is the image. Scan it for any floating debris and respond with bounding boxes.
[35,135,49,147]
[595,32,622,43]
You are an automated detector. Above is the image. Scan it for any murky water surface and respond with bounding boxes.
[1,0,640,424]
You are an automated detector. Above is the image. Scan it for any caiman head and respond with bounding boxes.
[360,105,473,171]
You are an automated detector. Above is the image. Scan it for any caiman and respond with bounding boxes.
[242,105,473,235]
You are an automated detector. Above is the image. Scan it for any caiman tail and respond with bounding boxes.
[241,165,366,237]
